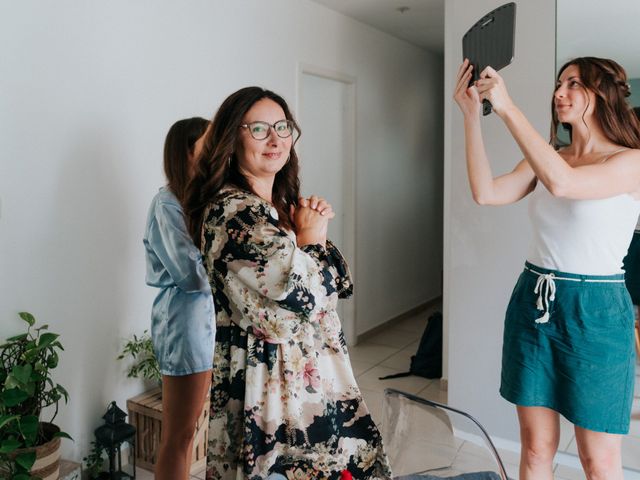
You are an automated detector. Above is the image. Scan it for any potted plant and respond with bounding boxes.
[76,332,160,478]
[82,439,106,479]
[117,330,160,384]
[0,312,71,480]
[118,331,209,474]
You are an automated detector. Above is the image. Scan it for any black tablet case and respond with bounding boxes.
[462,3,516,115]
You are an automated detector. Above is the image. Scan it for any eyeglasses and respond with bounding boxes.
[240,120,296,140]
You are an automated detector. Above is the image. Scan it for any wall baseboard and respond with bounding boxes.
[356,295,442,344]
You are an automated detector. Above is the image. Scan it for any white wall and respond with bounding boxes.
[0,0,442,462]
[443,0,556,440]
[556,0,640,78]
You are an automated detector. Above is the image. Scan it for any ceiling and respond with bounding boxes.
[312,0,640,79]
[311,0,445,54]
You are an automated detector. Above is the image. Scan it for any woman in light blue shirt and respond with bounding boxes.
[143,117,214,480]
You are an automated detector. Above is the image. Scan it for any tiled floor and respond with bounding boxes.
[135,303,640,479]
[347,305,448,426]
[349,304,640,480]
[133,465,206,479]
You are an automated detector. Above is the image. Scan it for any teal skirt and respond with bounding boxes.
[623,231,640,305]
[500,262,636,434]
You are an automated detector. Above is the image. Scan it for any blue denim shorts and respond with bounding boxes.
[500,262,636,434]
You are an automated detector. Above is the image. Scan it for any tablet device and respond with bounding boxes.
[462,2,516,115]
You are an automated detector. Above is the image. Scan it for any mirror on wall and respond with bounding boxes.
[556,0,640,472]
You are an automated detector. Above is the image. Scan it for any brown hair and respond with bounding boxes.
[163,117,209,204]
[550,57,640,149]
[184,87,302,243]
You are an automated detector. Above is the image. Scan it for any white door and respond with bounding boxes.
[298,70,356,344]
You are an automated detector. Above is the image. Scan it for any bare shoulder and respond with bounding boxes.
[609,149,640,199]
[605,148,640,165]
[614,148,640,158]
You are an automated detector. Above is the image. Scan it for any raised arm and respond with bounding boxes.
[476,66,640,200]
[454,60,537,205]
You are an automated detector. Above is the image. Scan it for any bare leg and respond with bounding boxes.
[575,425,623,480]
[516,406,559,480]
[155,370,211,480]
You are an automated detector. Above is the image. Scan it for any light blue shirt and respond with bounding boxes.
[143,187,214,376]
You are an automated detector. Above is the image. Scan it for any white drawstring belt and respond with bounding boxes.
[533,273,556,324]
[525,265,625,324]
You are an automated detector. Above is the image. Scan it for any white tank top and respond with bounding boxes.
[527,182,640,275]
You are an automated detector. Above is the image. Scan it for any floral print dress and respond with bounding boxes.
[202,187,392,480]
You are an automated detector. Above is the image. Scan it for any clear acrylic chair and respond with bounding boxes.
[382,388,510,480]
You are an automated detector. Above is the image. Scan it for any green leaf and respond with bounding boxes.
[4,333,28,342]
[19,416,39,445]
[0,438,21,453]
[11,365,32,384]
[4,375,22,390]
[15,451,36,471]
[18,312,36,326]
[56,384,69,403]
[53,431,73,440]
[2,388,29,407]
[37,333,59,350]
[0,414,20,429]
[23,348,38,363]
[13,474,33,480]
[46,352,58,369]
[18,381,35,398]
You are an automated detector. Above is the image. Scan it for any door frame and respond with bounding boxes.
[295,63,358,345]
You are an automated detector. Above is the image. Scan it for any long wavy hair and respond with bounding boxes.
[163,117,209,204]
[550,57,640,149]
[184,87,302,243]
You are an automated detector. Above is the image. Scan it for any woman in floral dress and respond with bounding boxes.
[184,86,391,480]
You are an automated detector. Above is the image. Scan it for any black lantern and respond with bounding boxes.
[94,401,137,479]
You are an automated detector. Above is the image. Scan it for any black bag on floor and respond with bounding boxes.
[379,311,442,380]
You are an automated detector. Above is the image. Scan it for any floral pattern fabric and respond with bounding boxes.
[202,187,392,480]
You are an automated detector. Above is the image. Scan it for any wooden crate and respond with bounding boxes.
[127,387,209,474]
